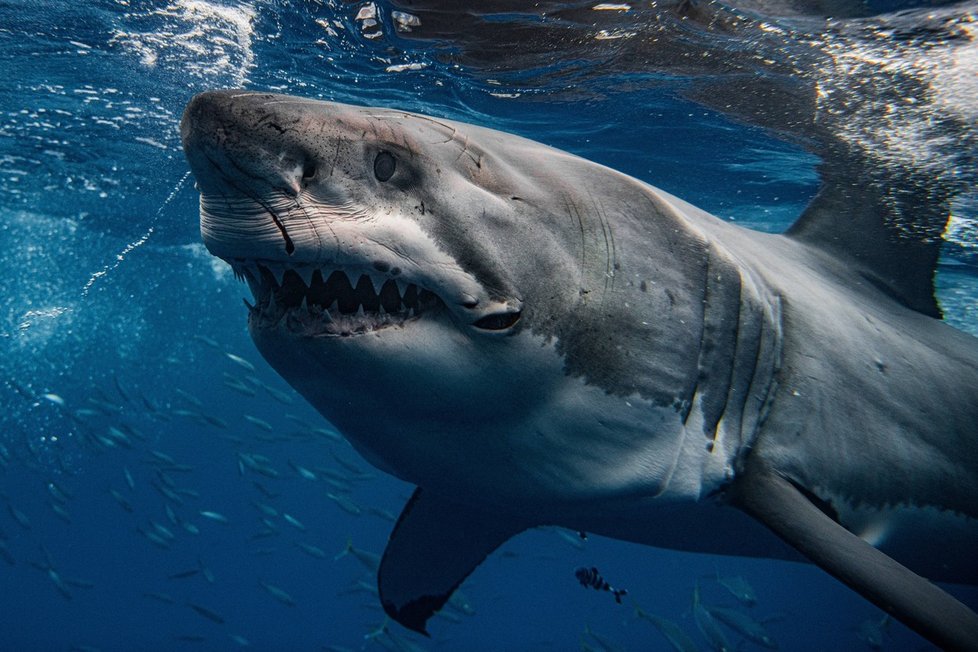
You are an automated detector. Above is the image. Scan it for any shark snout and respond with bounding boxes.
[181,90,319,198]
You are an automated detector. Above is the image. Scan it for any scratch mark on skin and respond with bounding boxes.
[285,195,327,261]
[565,196,587,290]
[204,150,296,256]
[388,112,458,145]
[327,139,341,178]
[588,188,614,293]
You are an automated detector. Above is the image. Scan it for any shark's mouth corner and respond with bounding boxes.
[232,260,446,337]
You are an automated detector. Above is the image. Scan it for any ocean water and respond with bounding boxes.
[1,1,976,651]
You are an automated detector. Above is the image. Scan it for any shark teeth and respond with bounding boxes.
[296,266,316,287]
[232,261,444,336]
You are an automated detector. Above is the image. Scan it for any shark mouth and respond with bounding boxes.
[232,262,445,337]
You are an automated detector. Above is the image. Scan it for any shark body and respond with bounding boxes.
[181,90,978,650]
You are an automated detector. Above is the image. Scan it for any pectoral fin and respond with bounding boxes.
[378,488,532,635]
[732,459,978,652]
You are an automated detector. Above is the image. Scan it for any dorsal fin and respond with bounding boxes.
[786,151,952,318]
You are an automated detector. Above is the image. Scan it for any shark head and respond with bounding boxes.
[181,90,759,515]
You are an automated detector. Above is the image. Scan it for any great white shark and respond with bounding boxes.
[180,90,978,651]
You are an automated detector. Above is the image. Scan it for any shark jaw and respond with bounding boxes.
[233,261,447,338]
[200,198,525,340]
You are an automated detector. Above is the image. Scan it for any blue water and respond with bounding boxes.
[1,1,976,650]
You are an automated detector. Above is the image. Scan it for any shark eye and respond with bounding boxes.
[301,161,316,181]
[374,151,396,182]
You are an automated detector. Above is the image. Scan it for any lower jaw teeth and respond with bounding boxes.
[251,302,419,336]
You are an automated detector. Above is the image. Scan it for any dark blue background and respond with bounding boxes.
[1,1,974,650]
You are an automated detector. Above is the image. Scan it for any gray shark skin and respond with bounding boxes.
[181,90,978,650]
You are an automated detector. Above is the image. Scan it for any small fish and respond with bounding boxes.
[326,492,362,516]
[252,482,278,499]
[193,334,220,348]
[229,633,250,647]
[288,460,317,480]
[223,376,256,397]
[180,520,200,535]
[199,510,229,524]
[197,558,215,584]
[137,526,172,549]
[366,507,397,523]
[285,414,313,428]
[856,614,892,650]
[705,605,778,649]
[167,568,200,580]
[48,568,73,600]
[262,385,294,405]
[337,578,378,597]
[43,393,66,407]
[201,413,228,429]
[164,503,178,526]
[252,502,278,518]
[582,624,625,652]
[46,481,72,504]
[149,450,177,465]
[259,579,296,606]
[244,414,273,432]
[330,452,363,474]
[317,467,354,489]
[188,602,225,624]
[151,481,183,505]
[86,396,123,415]
[143,591,176,604]
[123,466,135,490]
[282,512,306,531]
[109,489,133,513]
[334,537,380,574]
[437,610,463,624]
[447,589,476,617]
[119,423,147,441]
[111,373,131,403]
[150,520,175,541]
[50,502,71,523]
[8,503,31,530]
[295,541,327,559]
[174,388,204,408]
[225,352,256,371]
[575,566,627,604]
[554,527,586,550]
[635,607,700,652]
[712,568,756,607]
[139,393,169,420]
[251,526,279,540]
[312,426,342,442]
[156,469,177,489]
[238,453,279,478]
[693,582,732,652]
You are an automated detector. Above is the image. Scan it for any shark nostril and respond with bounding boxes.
[301,161,317,181]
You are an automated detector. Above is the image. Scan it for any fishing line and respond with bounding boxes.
[80,170,192,298]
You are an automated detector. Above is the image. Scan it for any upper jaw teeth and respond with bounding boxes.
[229,261,441,333]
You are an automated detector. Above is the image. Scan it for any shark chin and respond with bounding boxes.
[182,89,978,650]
